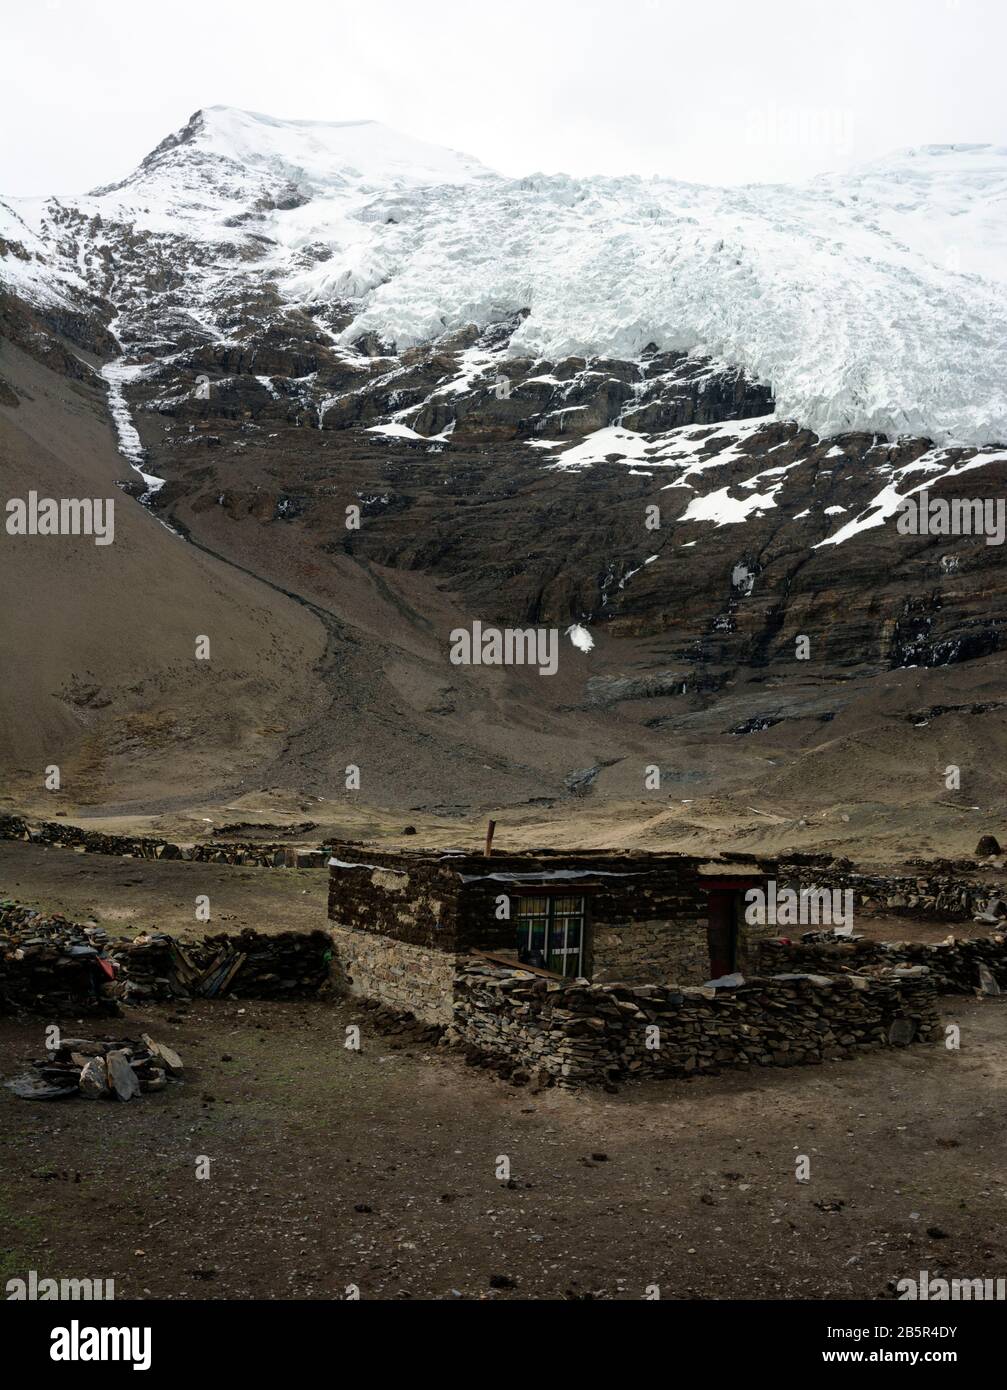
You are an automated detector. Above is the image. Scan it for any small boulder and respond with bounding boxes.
[888,1017,918,1047]
[106,1049,140,1102]
[141,1034,183,1075]
[978,964,1001,997]
[78,1055,109,1099]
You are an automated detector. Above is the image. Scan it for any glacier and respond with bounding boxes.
[2,108,1006,446]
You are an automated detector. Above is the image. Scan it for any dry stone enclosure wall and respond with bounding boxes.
[758,933,1007,994]
[777,858,1006,924]
[0,814,330,868]
[448,962,942,1086]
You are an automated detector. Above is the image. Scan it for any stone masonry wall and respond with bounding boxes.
[328,924,457,1025]
[758,933,1007,994]
[0,814,329,868]
[449,962,941,1086]
[777,860,1005,923]
[448,872,717,976]
[427,862,772,983]
[590,894,777,984]
[327,859,464,950]
[591,915,709,984]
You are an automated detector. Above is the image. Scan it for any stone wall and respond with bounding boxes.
[778,860,1004,924]
[1,899,332,1013]
[117,930,333,1001]
[449,961,941,1086]
[590,891,776,984]
[453,857,774,980]
[0,902,117,1017]
[591,914,709,983]
[758,933,1007,994]
[328,924,457,1025]
[0,814,329,868]
[327,857,464,949]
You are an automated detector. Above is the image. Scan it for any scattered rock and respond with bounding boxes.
[977,964,1001,997]
[141,1034,183,1075]
[106,1049,141,1102]
[78,1055,109,1099]
[3,1034,182,1104]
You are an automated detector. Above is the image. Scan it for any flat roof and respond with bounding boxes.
[329,847,773,876]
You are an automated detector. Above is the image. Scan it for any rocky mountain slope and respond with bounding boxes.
[2,108,1006,840]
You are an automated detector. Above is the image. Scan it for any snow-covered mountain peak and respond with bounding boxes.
[854,141,1007,170]
[3,112,1007,446]
[111,105,493,199]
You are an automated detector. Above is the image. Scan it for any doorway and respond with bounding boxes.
[706,889,738,979]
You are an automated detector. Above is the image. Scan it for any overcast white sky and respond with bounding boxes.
[3,0,1005,195]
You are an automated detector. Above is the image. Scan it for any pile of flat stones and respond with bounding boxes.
[4,1032,182,1102]
[114,933,202,1002]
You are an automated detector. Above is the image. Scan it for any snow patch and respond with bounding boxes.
[566,623,595,653]
[100,360,165,496]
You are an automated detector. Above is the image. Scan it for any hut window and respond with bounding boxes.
[514,894,585,977]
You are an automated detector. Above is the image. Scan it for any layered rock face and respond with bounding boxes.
[2,110,1006,818]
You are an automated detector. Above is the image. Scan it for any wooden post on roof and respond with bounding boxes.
[485,819,496,857]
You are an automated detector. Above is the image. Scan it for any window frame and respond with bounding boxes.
[513,892,586,978]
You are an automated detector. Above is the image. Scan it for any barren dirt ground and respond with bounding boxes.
[2,992,1006,1301]
[0,841,326,941]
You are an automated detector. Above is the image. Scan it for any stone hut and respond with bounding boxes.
[327,847,776,1025]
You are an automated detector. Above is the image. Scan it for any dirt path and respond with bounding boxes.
[2,995,1004,1301]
